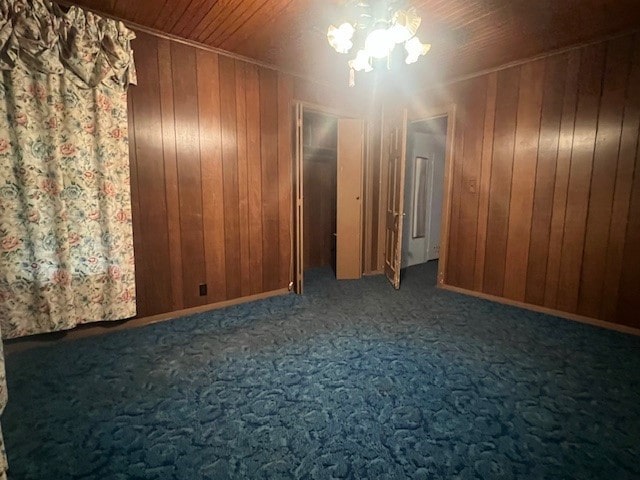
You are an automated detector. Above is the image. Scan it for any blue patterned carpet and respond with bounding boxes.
[4,262,640,479]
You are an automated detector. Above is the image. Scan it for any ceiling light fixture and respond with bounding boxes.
[327,1,431,86]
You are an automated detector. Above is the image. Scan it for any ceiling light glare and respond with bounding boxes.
[388,24,412,44]
[364,28,394,59]
[327,5,431,86]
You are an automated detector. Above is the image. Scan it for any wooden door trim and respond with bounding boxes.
[293,100,361,121]
[376,106,387,273]
[363,121,373,275]
[407,104,457,287]
[293,102,304,293]
[384,109,409,289]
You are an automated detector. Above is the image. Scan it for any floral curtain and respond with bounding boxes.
[0,0,137,336]
[0,0,137,476]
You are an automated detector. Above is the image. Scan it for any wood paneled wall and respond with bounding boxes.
[128,25,640,331]
[404,32,640,329]
[128,31,293,318]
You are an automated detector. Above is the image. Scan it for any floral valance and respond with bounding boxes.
[0,0,136,89]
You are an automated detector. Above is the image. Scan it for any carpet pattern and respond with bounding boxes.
[3,262,640,479]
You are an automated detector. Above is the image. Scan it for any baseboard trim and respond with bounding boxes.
[438,283,640,337]
[130,288,291,327]
[5,288,291,355]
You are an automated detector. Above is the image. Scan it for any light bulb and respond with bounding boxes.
[405,37,431,64]
[364,28,394,59]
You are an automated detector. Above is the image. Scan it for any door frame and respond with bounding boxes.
[292,101,365,293]
[406,104,457,288]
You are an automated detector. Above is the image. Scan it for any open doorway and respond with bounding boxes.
[303,110,338,275]
[401,115,448,273]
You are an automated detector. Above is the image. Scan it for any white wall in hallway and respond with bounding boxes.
[402,119,446,268]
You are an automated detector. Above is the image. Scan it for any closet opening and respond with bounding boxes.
[292,104,365,294]
[303,110,338,276]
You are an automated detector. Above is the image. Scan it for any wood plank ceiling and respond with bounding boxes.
[71,0,640,87]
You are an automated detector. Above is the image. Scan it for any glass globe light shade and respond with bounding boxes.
[405,36,431,64]
[327,22,355,54]
[390,9,421,44]
[349,50,373,72]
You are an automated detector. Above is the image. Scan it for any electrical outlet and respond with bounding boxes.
[199,283,207,296]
